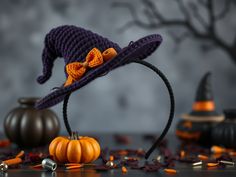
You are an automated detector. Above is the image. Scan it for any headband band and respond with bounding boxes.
[62,59,175,159]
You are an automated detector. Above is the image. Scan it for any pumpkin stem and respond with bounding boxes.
[63,93,72,136]
[76,131,80,139]
[69,131,80,140]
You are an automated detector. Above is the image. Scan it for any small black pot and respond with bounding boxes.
[211,109,236,148]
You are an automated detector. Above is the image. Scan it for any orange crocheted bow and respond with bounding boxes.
[64,48,117,86]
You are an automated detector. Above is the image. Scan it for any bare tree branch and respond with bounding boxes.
[215,0,232,20]
[112,0,236,64]
[198,0,207,7]
[143,8,158,24]
[233,37,236,48]
[176,0,190,21]
[168,31,190,45]
[188,2,208,29]
[142,0,165,21]
[112,2,159,32]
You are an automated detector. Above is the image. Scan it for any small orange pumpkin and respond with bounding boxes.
[49,132,100,163]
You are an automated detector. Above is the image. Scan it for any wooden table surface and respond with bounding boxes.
[1,133,236,177]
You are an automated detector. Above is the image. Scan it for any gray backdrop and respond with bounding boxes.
[0,0,235,133]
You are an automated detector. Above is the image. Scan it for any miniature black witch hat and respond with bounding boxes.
[182,72,224,122]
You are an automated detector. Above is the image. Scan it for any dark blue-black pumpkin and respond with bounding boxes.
[211,109,236,148]
[4,98,60,147]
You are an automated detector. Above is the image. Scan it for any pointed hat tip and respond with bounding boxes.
[195,71,213,102]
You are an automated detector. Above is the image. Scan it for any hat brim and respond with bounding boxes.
[36,34,162,109]
[181,113,224,122]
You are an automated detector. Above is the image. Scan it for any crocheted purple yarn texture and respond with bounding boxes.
[36,25,162,109]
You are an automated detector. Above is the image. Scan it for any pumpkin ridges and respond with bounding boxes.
[49,137,65,161]
[5,98,60,148]
[67,140,82,163]
[55,138,70,162]
[21,110,44,146]
[7,108,23,144]
[58,94,102,163]
[40,110,60,144]
[49,135,101,163]
[84,137,101,161]
[80,139,94,163]
[81,137,96,161]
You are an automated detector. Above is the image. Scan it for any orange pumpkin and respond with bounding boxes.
[49,132,100,163]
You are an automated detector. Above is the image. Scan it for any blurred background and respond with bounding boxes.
[0,0,235,133]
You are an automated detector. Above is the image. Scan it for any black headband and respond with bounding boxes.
[62,59,175,159]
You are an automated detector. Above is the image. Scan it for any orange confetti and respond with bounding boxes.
[3,157,22,166]
[164,168,177,174]
[180,150,185,158]
[15,150,25,158]
[207,163,219,167]
[211,146,225,154]
[122,166,128,173]
[198,154,209,161]
[109,155,114,161]
[31,164,42,169]
[65,163,84,166]
[66,164,84,170]
[229,152,236,156]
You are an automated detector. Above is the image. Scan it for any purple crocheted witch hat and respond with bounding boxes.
[36,25,162,109]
